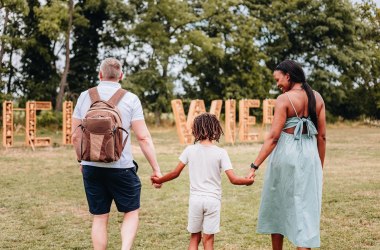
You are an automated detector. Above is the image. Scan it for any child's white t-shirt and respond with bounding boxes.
[179,144,233,200]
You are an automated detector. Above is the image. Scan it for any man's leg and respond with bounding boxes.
[202,233,214,250]
[188,232,201,250]
[92,213,109,250]
[271,234,284,250]
[121,209,139,250]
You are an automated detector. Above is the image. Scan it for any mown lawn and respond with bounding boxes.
[0,126,379,249]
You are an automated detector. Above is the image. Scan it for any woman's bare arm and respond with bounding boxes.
[316,93,326,168]
[247,94,288,178]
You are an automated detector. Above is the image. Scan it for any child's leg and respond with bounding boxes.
[188,232,202,250]
[202,233,214,250]
[201,197,220,250]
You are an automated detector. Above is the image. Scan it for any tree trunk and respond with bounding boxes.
[0,8,9,75]
[56,0,73,111]
[7,45,13,93]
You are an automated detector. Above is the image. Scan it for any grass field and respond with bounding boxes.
[0,125,379,249]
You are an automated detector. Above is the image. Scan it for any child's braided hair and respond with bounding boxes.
[192,113,224,143]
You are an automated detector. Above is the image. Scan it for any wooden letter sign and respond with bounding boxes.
[63,101,73,145]
[26,101,52,147]
[225,100,236,144]
[2,101,14,147]
[238,99,260,142]
[171,99,193,144]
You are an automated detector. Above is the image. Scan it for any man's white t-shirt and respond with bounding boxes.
[73,81,144,168]
[179,144,233,200]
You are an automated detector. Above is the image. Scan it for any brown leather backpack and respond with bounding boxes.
[75,87,128,163]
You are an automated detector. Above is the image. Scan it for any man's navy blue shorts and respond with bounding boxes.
[82,165,141,215]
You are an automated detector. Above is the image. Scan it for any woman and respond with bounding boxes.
[248,60,326,249]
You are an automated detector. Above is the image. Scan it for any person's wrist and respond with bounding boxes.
[152,167,161,173]
[250,163,259,171]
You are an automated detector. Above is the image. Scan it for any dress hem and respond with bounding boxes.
[256,229,320,248]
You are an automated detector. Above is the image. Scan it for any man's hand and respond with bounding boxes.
[131,120,162,188]
[151,176,162,184]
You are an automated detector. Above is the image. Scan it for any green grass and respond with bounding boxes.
[0,126,379,249]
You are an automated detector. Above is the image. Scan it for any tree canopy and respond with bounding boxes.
[1,0,379,122]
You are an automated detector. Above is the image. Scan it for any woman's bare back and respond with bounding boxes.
[283,89,324,134]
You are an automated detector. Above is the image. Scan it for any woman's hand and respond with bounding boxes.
[246,168,256,179]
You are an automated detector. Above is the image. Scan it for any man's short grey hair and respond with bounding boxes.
[100,58,122,80]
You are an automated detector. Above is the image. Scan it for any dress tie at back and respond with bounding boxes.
[283,117,318,140]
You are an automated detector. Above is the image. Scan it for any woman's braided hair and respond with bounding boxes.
[192,113,224,143]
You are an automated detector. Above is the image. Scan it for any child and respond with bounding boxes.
[151,113,254,250]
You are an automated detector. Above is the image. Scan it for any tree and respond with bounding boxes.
[182,0,272,104]
[126,0,200,125]
[67,0,106,95]
[56,0,74,111]
[16,0,60,106]
[0,0,28,96]
[36,0,83,110]
[248,0,380,119]
[355,1,380,119]
[68,0,134,94]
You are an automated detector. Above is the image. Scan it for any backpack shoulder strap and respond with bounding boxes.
[108,88,128,106]
[88,87,101,103]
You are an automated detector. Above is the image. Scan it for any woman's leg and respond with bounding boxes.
[188,232,201,250]
[202,233,214,250]
[271,234,284,250]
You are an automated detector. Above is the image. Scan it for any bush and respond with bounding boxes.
[325,110,339,124]
[37,111,62,129]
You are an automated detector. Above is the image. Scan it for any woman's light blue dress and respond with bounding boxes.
[257,94,323,248]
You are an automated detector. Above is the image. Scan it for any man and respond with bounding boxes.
[72,58,162,250]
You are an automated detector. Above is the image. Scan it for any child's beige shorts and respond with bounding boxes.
[187,195,221,234]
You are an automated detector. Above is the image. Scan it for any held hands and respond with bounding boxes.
[246,168,256,180]
[151,176,162,185]
[151,170,163,189]
[245,175,255,186]
[245,170,255,186]
[244,168,257,185]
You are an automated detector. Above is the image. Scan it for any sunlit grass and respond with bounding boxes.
[0,126,379,249]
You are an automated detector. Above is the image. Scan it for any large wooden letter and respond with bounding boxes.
[171,99,192,144]
[239,99,260,142]
[2,101,13,147]
[262,99,276,140]
[172,99,224,144]
[63,101,73,145]
[262,99,276,125]
[186,100,206,130]
[26,101,52,147]
[225,100,236,144]
[209,100,223,120]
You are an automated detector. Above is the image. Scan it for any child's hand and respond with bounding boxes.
[151,176,162,185]
[151,171,163,188]
[245,176,255,186]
